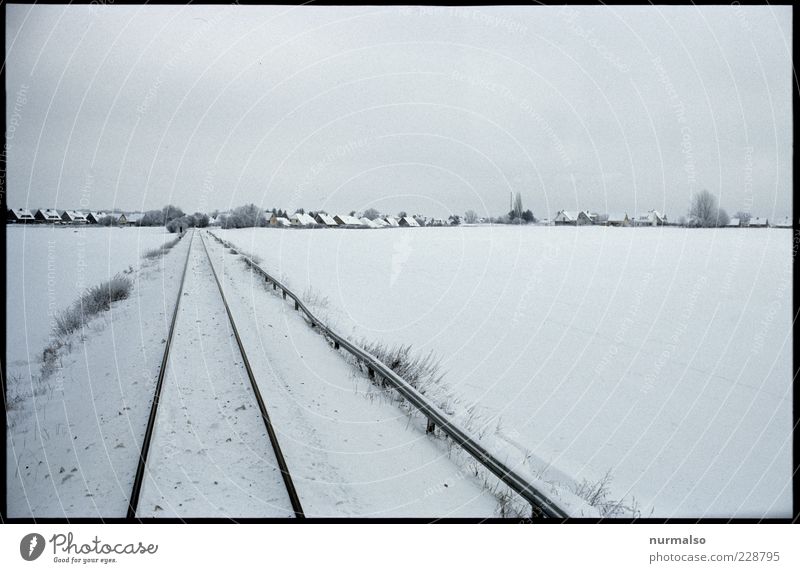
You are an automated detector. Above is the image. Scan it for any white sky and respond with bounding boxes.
[5,4,793,219]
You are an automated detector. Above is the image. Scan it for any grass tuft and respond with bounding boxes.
[143,234,183,259]
[43,274,133,376]
[572,469,642,517]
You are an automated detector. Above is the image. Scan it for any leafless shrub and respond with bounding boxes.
[5,372,25,412]
[302,286,329,310]
[572,469,641,517]
[359,342,446,401]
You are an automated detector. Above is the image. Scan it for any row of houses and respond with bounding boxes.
[723,216,786,228]
[552,210,668,227]
[256,211,451,229]
[551,210,790,228]
[7,208,144,225]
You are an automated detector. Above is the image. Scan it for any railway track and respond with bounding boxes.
[206,230,568,519]
[126,228,566,518]
[127,230,303,518]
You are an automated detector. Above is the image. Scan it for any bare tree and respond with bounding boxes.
[511,192,524,219]
[716,208,730,227]
[688,190,721,227]
[464,210,478,223]
[733,211,751,225]
[362,208,380,220]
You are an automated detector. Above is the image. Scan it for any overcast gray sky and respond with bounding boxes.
[5,4,792,219]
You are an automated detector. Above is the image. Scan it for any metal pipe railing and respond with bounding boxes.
[207,231,568,519]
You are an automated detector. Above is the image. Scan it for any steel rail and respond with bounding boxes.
[208,231,568,519]
[199,232,305,518]
[127,230,194,518]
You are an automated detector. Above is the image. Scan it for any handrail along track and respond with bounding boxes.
[207,230,569,519]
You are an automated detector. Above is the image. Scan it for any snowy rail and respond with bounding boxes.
[127,231,194,518]
[207,230,569,519]
[127,231,304,518]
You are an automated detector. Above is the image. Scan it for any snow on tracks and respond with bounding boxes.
[202,233,500,517]
[135,233,297,518]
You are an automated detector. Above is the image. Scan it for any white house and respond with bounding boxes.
[34,209,62,223]
[290,212,316,226]
[726,217,741,228]
[359,216,379,228]
[314,213,338,226]
[85,212,108,224]
[748,216,769,228]
[606,213,630,227]
[383,216,399,227]
[773,216,791,228]
[333,214,362,226]
[61,210,88,224]
[554,210,592,225]
[8,208,35,223]
[633,210,667,226]
[125,212,145,226]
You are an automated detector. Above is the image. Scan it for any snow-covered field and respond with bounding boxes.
[6,226,172,375]
[216,225,793,518]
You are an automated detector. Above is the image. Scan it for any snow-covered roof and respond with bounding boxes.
[383,216,399,227]
[555,210,592,221]
[773,216,791,228]
[636,210,666,223]
[726,217,740,227]
[359,216,378,228]
[607,213,628,222]
[372,218,388,227]
[62,210,88,222]
[748,217,768,227]
[399,216,420,227]
[9,208,34,220]
[334,214,362,226]
[291,213,316,226]
[274,217,291,227]
[125,212,145,223]
[36,209,61,221]
[315,213,337,226]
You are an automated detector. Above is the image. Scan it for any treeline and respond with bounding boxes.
[216,204,269,229]
[136,205,209,233]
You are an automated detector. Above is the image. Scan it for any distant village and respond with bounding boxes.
[6,206,791,229]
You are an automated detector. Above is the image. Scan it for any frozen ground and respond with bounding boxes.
[6,229,506,517]
[216,225,794,518]
[6,225,171,376]
[6,235,190,517]
[202,235,506,517]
